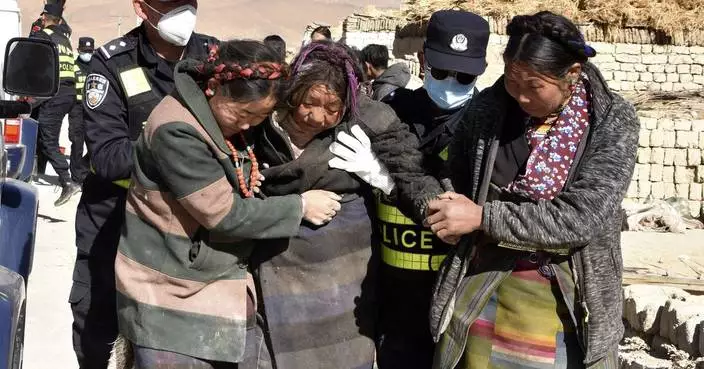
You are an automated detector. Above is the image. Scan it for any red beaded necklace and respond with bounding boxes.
[224,133,259,198]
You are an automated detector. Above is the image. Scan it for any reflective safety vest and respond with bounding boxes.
[42,28,75,83]
[375,143,452,272]
[376,193,447,271]
[74,64,86,101]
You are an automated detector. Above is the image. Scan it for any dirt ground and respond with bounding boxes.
[18,0,402,50]
[622,230,704,282]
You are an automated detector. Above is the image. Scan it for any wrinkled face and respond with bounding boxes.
[209,93,277,138]
[135,0,197,24]
[503,61,575,118]
[291,83,344,136]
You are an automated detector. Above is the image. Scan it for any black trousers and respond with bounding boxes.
[69,248,119,369]
[67,100,88,183]
[36,93,75,185]
[376,269,437,369]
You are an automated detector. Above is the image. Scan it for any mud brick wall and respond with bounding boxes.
[342,15,704,93]
[627,111,704,218]
[621,285,704,368]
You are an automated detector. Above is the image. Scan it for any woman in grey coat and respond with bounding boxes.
[425,11,639,369]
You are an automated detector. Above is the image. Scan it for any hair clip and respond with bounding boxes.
[583,44,597,58]
[207,44,219,63]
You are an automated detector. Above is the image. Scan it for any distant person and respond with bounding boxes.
[30,3,80,206]
[310,26,331,41]
[264,34,286,61]
[29,0,71,38]
[360,44,419,101]
[67,36,94,186]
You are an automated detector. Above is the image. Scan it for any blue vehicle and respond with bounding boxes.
[2,117,38,182]
[0,37,59,369]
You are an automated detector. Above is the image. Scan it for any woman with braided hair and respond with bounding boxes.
[250,40,443,368]
[114,40,344,368]
[425,11,638,369]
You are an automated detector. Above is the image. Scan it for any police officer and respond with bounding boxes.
[30,0,71,38]
[375,10,490,369]
[70,1,217,367]
[67,37,94,186]
[31,3,81,206]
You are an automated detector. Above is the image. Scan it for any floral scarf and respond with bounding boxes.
[507,78,591,201]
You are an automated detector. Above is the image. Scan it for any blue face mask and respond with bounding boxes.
[423,70,477,110]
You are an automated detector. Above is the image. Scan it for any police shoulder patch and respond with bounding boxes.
[84,74,110,110]
[99,36,137,60]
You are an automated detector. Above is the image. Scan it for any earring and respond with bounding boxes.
[568,77,578,93]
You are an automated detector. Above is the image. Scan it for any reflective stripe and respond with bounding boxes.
[381,244,446,271]
[60,70,75,78]
[112,178,131,189]
[377,198,415,225]
[42,28,54,36]
[89,165,131,189]
[438,145,449,161]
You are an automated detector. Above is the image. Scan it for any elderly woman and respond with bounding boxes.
[251,41,442,369]
[114,40,342,368]
[425,11,638,369]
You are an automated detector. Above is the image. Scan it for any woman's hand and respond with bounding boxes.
[301,190,343,226]
[425,192,483,245]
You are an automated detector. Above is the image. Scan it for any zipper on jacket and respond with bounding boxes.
[571,254,589,354]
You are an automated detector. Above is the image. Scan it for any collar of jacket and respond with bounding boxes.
[173,59,231,155]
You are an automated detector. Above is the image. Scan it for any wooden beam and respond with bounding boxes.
[623,272,704,293]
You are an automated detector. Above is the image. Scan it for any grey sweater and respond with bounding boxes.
[433,63,639,363]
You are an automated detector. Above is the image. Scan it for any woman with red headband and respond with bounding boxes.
[250,40,443,369]
[113,40,342,368]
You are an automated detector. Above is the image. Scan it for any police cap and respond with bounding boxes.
[424,10,490,76]
[78,37,95,52]
[42,3,63,17]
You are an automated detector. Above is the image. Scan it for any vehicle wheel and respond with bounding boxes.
[11,301,25,369]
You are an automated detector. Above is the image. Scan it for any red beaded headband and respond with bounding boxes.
[198,44,289,97]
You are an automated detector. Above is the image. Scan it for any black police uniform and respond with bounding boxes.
[70,26,217,369]
[67,37,94,184]
[31,23,76,187]
[376,87,464,369]
[374,10,490,369]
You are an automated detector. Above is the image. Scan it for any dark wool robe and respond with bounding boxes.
[252,95,443,369]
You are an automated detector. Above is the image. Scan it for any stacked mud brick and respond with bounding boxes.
[626,111,704,218]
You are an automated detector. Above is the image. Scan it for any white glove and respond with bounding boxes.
[329,125,396,195]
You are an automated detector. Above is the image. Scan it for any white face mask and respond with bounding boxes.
[79,53,92,63]
[144,3,197,47]
[423,69,477,110]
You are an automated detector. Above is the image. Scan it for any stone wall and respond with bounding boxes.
[621,285,704,368]
[627,110,704,218]
[342,14,704,93]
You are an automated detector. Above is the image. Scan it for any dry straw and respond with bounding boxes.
[401,0,704,34]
